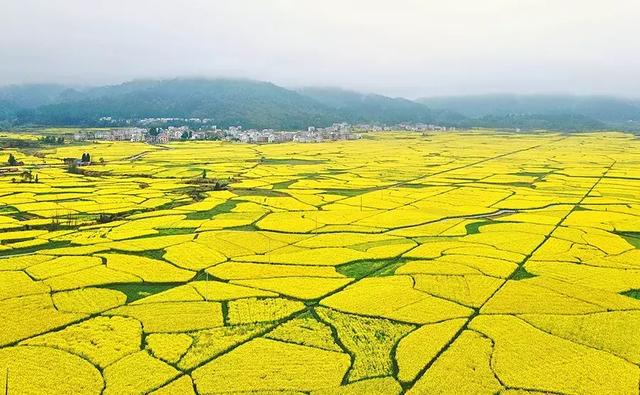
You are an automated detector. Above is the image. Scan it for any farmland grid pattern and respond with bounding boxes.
[0,131,639,393]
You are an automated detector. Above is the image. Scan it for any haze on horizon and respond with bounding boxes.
[1,0,639,99]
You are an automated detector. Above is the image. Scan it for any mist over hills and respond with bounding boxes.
[0,79,639,131]
[297,87,461,125]
[418,94,640,131]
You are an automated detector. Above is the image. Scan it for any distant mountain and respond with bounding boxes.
[297,87,462,124]
[13,79,334,129]
[462,113,607,131]
[1,80,638,131]
[5,79,461,129]
[418,94,640,127]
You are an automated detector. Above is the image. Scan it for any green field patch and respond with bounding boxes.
[465,220,489,235]
[12,212,40,221]
[0,205,41,222]
[621,289,640,300]
[617,232,640,249]
[401,183,427,189]
[193,270,213,281]
[185,200,238,220]
[337,260,391,279]
[271,180,297,189]
[0,206,19,215]
[99,282,184,303]
[511,266,536,280]
[156,227,196,236]
[0,240,72,257]
[225,224,260,232]
[337,258,407,279]
[0,237,34,245]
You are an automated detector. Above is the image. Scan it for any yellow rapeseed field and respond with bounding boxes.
[1,130,640,393]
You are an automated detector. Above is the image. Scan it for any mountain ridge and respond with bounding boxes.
[1,79,638,131]
[1,79,461,129]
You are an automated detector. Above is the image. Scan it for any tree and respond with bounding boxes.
[202,169,207,179]
[85,153,91,163]
[40,136,64,145]
[7,154,17,166]
[34,174,39,183]
[21,170,32,183]
[148,127,161,137]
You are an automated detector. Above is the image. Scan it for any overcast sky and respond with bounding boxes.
[1,0,639,98]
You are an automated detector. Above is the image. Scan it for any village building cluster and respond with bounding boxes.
[73,124,359,144]
[72,122,451,144]
[396,123,455,132]
[74,127,216,143]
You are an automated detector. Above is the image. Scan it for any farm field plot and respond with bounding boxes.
[1,130,640,394]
